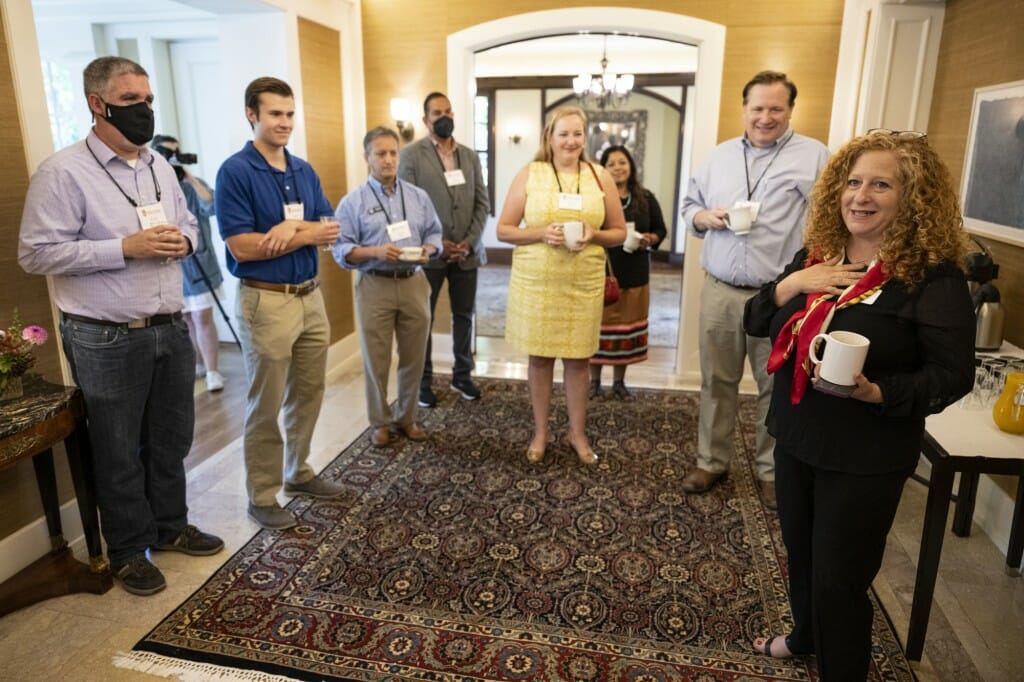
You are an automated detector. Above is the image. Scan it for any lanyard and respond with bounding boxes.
[85,138,160,208]
[370,180,406,225]
[551,160,580,194]
[433,143,461,173]
[743,134,791,200]
[255,147,298,205]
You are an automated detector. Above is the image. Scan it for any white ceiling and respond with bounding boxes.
[31,0,272,24]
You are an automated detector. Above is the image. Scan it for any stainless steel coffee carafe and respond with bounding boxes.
[973,283,1005,351]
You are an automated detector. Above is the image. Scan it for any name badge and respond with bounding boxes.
[444,169,466,187]
[387,220,413,242]
[284,202,305,221]
[136,202,168,230]
[558,193,583,211]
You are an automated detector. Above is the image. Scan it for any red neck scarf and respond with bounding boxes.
[767,258,889,404]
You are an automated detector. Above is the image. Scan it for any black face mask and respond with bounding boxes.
[101,100,154,146]
[432,116,454,139]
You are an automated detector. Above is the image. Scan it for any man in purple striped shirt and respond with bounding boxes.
[19,56,223,597]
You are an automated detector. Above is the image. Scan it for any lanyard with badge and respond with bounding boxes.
[551,160,583,211]
[258,148,304,221]
[370,181,412,242]
[86,138,167,228]
[434,144,466,189]
[740,134,791,217]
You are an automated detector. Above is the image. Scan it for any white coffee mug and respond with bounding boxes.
[562,221,583,249]
[726,205,754,234]
[809,331,870,386]
[623,222,642,253]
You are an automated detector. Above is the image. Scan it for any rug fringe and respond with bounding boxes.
[112,651,299,681]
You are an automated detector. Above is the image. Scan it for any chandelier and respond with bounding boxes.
[573,35,635,111]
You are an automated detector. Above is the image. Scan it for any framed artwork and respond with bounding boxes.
[585,109,648,181]
[960,79,1024,246]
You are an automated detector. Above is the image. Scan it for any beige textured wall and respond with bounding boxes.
[928,0,1024,349]
[360,1,844,146]
[298,17,355,342]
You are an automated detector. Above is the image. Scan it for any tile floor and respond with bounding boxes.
[0,343,1022,681]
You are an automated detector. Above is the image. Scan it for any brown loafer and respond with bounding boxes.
[681,468,726,493]
[371,426,391,448]
[760,480,777,510]
[397,423,428,441]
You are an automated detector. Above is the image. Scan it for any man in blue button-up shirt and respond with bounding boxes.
[681,71,829,509]
[334,127,442,448]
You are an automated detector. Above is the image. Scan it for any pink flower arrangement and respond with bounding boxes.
[1,309,48,390]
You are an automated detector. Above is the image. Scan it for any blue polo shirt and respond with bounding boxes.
[215,141,333,283]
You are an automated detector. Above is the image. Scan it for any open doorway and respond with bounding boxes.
[463,31,697,375]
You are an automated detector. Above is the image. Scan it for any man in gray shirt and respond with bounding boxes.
[399,92,490,407]
[681,71,829,509]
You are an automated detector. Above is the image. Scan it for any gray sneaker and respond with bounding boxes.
[247,502,298,530]
[284,477,344,499]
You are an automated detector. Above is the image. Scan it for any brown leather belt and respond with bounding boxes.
[62,311,182,329]
[366,269,416,279]
[241,278,320,296]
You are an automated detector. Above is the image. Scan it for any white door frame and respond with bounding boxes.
[446,8,725,384]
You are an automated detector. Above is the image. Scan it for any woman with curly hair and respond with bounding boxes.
[743,131,975,678]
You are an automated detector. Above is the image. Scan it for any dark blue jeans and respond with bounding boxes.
[60,316,194,566]
[423,264,477,385]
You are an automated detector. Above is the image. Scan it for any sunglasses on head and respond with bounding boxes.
[867,128,927,141]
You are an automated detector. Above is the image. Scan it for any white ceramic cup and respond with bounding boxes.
[399,246,423,261]
[726,205,754,233]
[562,221,583,249]
[809,331,870,386]
[623,222,642,253]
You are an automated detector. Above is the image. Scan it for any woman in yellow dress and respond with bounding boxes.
[497,106,627,464]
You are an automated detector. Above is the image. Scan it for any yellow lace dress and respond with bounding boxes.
[505,162,607,358]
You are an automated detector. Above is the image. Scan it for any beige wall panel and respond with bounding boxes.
[360,1,844,144]
[929,0,1024,349]
[0,13,74,538]
[297,17,354,341]
[719,25,840,145]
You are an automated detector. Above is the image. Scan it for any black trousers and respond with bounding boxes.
[775,444,912,681]
[422,264,477,385]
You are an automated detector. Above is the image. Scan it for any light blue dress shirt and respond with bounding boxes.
[19,130,197,321]
[333,176,443,272]
[681,128,829,288]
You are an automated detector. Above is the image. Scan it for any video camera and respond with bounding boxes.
[154,145,198,165]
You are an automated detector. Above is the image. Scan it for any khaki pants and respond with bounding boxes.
[355,271,431,428]
[236,285,329,506]
[697,274,775,480]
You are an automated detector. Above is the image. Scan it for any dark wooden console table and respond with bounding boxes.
[0,375,112,615]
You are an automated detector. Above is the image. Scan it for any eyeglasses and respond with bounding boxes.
[867,128,927,141]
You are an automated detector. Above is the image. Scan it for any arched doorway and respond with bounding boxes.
[446,8,724,384]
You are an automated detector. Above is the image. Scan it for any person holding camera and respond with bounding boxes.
[152,135,226,392]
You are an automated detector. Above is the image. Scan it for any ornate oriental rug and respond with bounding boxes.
[123,379,913,681]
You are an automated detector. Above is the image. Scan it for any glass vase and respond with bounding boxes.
[992,371,1024,435]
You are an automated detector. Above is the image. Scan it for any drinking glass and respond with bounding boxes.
[320,215,338,252]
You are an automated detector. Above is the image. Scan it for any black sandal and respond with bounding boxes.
[753,635,810,659]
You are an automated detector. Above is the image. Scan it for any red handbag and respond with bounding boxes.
[604,259,620,306]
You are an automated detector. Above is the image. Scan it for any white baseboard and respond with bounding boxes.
[0,499,90,584]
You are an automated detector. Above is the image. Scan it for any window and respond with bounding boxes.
[473,92,495,213]
[42,59,83,148]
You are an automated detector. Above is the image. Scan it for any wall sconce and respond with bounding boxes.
[390,98,415,143]
[507,124,525,146]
